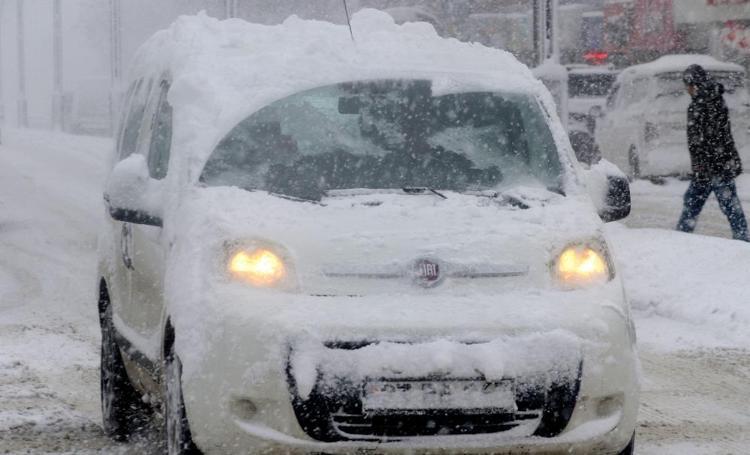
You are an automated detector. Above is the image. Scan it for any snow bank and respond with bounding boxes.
[607,224,750,346]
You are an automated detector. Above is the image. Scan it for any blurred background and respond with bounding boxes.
[0,0,747,135]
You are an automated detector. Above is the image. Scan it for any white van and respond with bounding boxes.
[97,11,637,454]
[595,55,750,179]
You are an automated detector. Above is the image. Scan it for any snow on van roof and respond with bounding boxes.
[619,54,745,80]
[128,9,553,181]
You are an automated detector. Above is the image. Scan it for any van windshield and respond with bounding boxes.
[200,80,563,201]
[656,71,746,98]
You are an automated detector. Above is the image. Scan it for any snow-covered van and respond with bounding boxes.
[97,11,638,454]
[595,55,750,179]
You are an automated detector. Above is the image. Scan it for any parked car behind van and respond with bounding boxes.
[566,64,618,165]
[595,55,750,179]
[567,64,618,135]
[97,10,637,455]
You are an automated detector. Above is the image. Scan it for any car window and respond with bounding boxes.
[115,82,138,156]
[118,79,154,160]
[200,79,563,201]
[656,71,746,98]
[147,81,173,180]
[630,77,650,104]
[568,73,616,98]
[618,77,648,107]
[619,80,635,107]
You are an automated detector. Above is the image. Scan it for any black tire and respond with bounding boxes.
[619,433,635,455]
[164,327,202,455]
[628,147,641,181]
[99,284,150,441]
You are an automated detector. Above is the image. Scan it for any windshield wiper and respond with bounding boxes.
[480,192,530,209]
[402,186,448,199]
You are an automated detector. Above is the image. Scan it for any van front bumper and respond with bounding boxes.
[175,291,639,454]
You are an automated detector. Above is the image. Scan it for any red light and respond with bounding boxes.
[584,51,609,64]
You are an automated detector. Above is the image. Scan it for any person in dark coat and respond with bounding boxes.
[676,64,749,241]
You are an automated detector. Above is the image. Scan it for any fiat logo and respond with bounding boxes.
[412,258,443,287]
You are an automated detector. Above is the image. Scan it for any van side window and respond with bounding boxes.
[147,81,173,180]
[115,82,138,155]
[630,77,650,104]
[118,79,154,160]
[620,80,636,107]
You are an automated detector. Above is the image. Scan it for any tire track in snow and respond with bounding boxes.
[637,348,750,454]
[0,360,108,454]
[0,251,42,311]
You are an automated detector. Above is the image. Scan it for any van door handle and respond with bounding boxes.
[121,224,134,270]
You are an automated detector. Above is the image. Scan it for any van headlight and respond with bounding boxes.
[226,243,291,288]
[553,243,613,289]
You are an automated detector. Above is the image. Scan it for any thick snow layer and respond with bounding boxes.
[607,223,750,348]
[290,331,582,400]
[618,54,745,82]
[127,10,569,186]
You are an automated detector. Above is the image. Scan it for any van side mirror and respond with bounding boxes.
[580,159,631,223]
[104,154,163,227]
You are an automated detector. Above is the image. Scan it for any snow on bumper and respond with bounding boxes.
[175,289,638,454]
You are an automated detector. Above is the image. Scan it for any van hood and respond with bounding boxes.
[170,186,606,296]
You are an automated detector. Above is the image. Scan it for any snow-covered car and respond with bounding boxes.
[565,65,618,166]
[595,55,750,179]
[97,11,638,455]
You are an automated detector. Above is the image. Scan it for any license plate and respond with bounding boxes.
[362,380,515,412]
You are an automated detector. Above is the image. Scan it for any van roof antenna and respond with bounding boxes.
[342,0,355,42]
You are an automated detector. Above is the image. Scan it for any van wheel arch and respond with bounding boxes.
[99,277,151,441]
[98,278,110,323]
[163,319,202,454]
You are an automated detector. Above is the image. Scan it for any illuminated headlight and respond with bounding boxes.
[553,243,612,288]
[228,247,287,287]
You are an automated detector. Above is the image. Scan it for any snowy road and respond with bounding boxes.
[1,128,750,454]
[624,175,750,240]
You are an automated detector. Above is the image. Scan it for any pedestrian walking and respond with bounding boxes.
[676,64,749,241]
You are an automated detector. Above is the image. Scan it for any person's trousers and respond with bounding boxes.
[676,176,750,241]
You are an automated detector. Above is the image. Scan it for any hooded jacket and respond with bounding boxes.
[684,64,742,180]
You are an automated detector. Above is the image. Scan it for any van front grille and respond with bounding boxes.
[331,409,540,439]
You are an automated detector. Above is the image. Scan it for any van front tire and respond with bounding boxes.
[619,433,635,455]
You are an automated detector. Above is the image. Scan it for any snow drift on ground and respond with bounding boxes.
[0,129,142,453]
[607,222,750,348]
